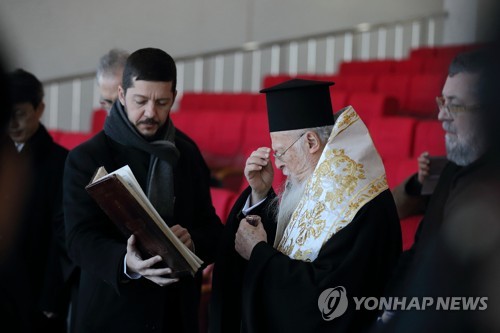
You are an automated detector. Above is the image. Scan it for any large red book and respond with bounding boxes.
[85,165,203,278]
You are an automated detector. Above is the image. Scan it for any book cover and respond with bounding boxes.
[421,156,448,195]
[85,165,203,278]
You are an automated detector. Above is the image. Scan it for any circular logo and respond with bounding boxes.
[318,286,348,321]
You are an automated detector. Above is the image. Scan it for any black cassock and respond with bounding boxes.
[210,186,402,333]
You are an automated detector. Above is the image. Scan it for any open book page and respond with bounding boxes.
[101,165,203,270]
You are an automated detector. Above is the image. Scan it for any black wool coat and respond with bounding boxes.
[63,129,223,333]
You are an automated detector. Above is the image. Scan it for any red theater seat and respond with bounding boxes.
[339,60,394,75]
[57,131,93,150]
[262,75,292,89]
[392,58,425,75]
[210,187,238,224]
[409,47,436,59]
[338,74,377,93]
[413,120,446,157]
[347,92,399,127]
[331,90,349,113]
[48,129,62,143]
[91,108,108,134]
[226,93,256,111]
[375,74,411,112]
[401,215,423,250]
[369,117,417,161]
[404,74,446,118]
[178,92,204,110]
[384,157,418,189]
[242,112,271,154]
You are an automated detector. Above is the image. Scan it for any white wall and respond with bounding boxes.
[0,0,444,81]
[443,0,500,45]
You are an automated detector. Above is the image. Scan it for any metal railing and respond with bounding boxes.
[42,11,448,132]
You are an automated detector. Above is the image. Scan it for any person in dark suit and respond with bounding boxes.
[0,69,71,332]
[374,47,500,333]
[63,47,223,333]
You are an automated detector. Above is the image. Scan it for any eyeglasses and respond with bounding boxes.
[273,132,305,161]
[436,96,481,117]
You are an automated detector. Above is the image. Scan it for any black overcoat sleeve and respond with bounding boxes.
[241,190,402,333]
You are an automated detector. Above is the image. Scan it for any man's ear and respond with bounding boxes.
[35,102,45,119]
[118,85,125,105]
[305,131,322,154]
[172,90,177,105]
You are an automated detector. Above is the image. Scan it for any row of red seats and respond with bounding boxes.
[181,72,444,119]
[338,43,482,76]
[262,73,446,118]
[179,92,266,112]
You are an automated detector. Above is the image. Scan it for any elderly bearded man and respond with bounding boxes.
[209,79,402,333]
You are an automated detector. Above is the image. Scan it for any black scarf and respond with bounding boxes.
[104,101,179,220]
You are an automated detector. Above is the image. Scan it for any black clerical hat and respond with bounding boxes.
[260,78,335,132]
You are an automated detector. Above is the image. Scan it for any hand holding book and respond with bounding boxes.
[126,234,180,286]
[85,165,203,278]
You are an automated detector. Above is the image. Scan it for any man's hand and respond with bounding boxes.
[126,235,179,287]
[171,224,194,251]
[235,216,267,260]
[417,151,430,184]
[244,147,274,204]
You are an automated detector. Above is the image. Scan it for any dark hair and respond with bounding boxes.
[8,68,44,108]
[122,48,177,93]
[477,44,500,158]
[448,48,490,77]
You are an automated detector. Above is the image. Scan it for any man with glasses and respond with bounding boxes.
[376,48,493,329]
[0,69,72,332]
[210,79,402,333]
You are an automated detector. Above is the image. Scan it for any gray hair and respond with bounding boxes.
[96,48,130,83]
[308,125,333,144]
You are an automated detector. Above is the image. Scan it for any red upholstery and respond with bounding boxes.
[422,57,453,77]
[210,187,238,224]
[178,92,204,110]
[57,131,93,150]
[253,94,267,112]
[262,75,292,89]
[226,93,256,111]
[384,157,418,189]
[392,58,425,75]
[198,93,227,110]
[401,215,423,250]
[242,112,271,154]
[48,129,62,143]
[91,108,108,134]
[375,74,411,112]
[339,60,394,75]
[335,74,377,93]
[413,120,446,157]
[331,89,349,113]
[172,110,246,169]
[179,93,260,112]
[409,47,436,59]
[347,92,399,126]
[368,116,417,161]
[404,74,446,117]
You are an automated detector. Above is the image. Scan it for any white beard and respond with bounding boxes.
[276,179,308,226]
[270,176,309,247]
[443,119,485,166]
